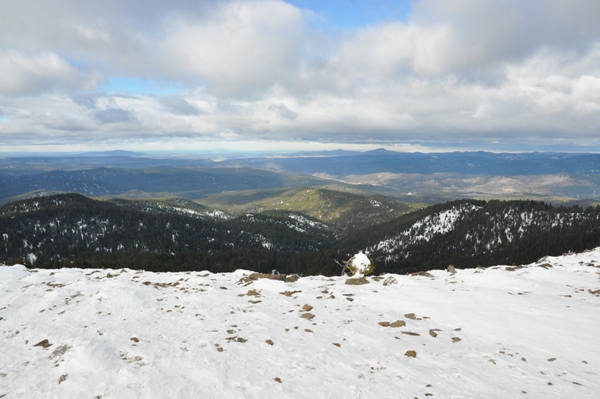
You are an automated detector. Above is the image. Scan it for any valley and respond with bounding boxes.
[2,150,600,277]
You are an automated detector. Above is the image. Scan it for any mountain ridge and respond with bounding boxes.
[3,193,600,276]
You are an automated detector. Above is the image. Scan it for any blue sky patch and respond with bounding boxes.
[101,77,185,96]
[289,0,412,29]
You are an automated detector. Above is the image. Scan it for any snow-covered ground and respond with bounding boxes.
[1,249,599,398]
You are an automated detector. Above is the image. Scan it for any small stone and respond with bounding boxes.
[302,304,313,312]
[547,358,557,362]
[34,339,51,348]
[378,321,390,327]
[300,313,315,320]
[447,265,457,274]
[333,343,341,347]
[402,331,420,336]
[130,337,139,343]
[382,276,397,286]
[274,377,282,383]
[217,347,223,352]
[345,277,369,285]
[452,337,461,342]
[390,320,405,328]
[58,374,67,384]
[410,271,434,278]
[429,330,438,338]
[247,290,260,297]
[265,339,274,345]
[304,329,313,333]
[405,350,417,358]
[404,313,417,320]
[236,337,247,343]
[280,290,302,297]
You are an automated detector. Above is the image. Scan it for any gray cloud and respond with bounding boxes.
[39,116,90,132]
[160,97,201,115]
[269,103,298,120]
[94,108,137,124]
[72,93,102,110]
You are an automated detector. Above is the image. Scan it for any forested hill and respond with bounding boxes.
[0,194,334,273]
[2,194,600,275]
[340,199,600,273]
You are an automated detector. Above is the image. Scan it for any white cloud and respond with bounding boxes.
[0,0,599,150]
[0,51,100,96]
[158,1,306,95]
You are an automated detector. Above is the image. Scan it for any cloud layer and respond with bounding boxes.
[1,0,599,151]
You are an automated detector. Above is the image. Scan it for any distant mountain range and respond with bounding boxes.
[0,167,325,204]
[222,150,600,176]
[2,150,600,204]
[77,150,148,157]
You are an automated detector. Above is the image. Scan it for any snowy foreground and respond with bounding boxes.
[1,251,600,399]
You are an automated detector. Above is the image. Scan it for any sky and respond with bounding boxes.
[1,0,600,154]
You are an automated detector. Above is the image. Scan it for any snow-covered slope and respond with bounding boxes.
[368,203,480,258]
[1,249,600,398]
[362,200,600,270]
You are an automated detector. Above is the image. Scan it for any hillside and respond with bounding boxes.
[1,249,599,398]
[199,187,418,235]
[3,194,600,276]
[340,200,600,274]
[0,194,334,273]
[341,172,600,202]
[106,198,232,221]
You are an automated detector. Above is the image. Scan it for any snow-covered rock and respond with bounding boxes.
[347,252,374,277]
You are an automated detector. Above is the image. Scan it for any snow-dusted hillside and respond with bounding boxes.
[368,203,480,260]
[1,250,599,398]
[362,200,600,270]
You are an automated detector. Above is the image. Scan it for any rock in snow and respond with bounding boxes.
[1,249,600,398]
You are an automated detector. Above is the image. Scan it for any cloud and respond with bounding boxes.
[0,0,599,150]
[0,51,100,96]
[158,1,306,96]
[72,93,102,110]
[159,96,201,115]
[324,0,600,85]
[39,116,91,132]
[269,103,298,120]
[94,108,137,124]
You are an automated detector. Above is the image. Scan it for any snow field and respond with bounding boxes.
[0,249,599,398]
